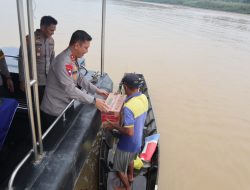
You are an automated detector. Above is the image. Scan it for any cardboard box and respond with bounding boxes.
[101,93,126,125]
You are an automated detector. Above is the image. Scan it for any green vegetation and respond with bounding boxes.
[137,0,250,14]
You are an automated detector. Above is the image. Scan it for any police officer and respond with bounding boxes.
[18,16,57,103]
[40,30,110,129]
[0,49,14,97]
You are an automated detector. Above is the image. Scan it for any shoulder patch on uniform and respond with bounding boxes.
[65,64,73,76]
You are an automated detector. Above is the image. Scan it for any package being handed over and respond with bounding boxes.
[101,93,126,125]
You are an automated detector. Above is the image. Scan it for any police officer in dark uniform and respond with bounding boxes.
[40,30,110,129]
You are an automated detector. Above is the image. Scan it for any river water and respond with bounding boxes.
[1,0,250,189]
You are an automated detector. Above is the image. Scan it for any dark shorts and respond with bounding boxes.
[113,148,137,173]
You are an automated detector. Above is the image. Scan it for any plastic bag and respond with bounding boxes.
[140,133,160,162]
[134,156,143,170]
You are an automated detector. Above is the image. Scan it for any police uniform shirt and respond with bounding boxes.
[18,29,55,86]
[40,47,98,116]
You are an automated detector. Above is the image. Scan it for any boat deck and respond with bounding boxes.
[0,72,113,190]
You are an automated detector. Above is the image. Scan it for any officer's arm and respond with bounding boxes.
[53,58,95,104]
[50,50,55,64]
[77,72,98,94]
[50,39,55,64]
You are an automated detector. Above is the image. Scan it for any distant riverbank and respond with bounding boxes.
[137,0,250,14]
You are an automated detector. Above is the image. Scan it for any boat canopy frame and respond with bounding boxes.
[16,0,42,161]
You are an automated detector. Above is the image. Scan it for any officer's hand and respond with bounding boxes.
[19,81,25,92]
[6,78,14,93]
[95,98,110,112]
[96,88,109,98]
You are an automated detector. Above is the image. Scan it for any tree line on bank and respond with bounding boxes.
[137,0,250,14]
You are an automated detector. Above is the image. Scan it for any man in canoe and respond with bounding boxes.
[105,73,148,190]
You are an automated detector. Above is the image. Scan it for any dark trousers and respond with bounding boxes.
[38,86,45,105]
[40,104,74,134]
[40,110,58,134]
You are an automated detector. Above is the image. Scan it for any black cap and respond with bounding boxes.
[122,73,144,88]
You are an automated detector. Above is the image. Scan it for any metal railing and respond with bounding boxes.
[27,0,43,155]
[8,100,75,190]
[101,0,106,76]
[8,1,45,188]
[8,150,33,190]
[16,0,41,161]
[42,100,74,139]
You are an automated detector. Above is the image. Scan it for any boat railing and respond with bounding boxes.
[8,99,75,190]
[17,0,42,161]
[42,100,75,140]
[8,150,33,190]
[101,0,106,76]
